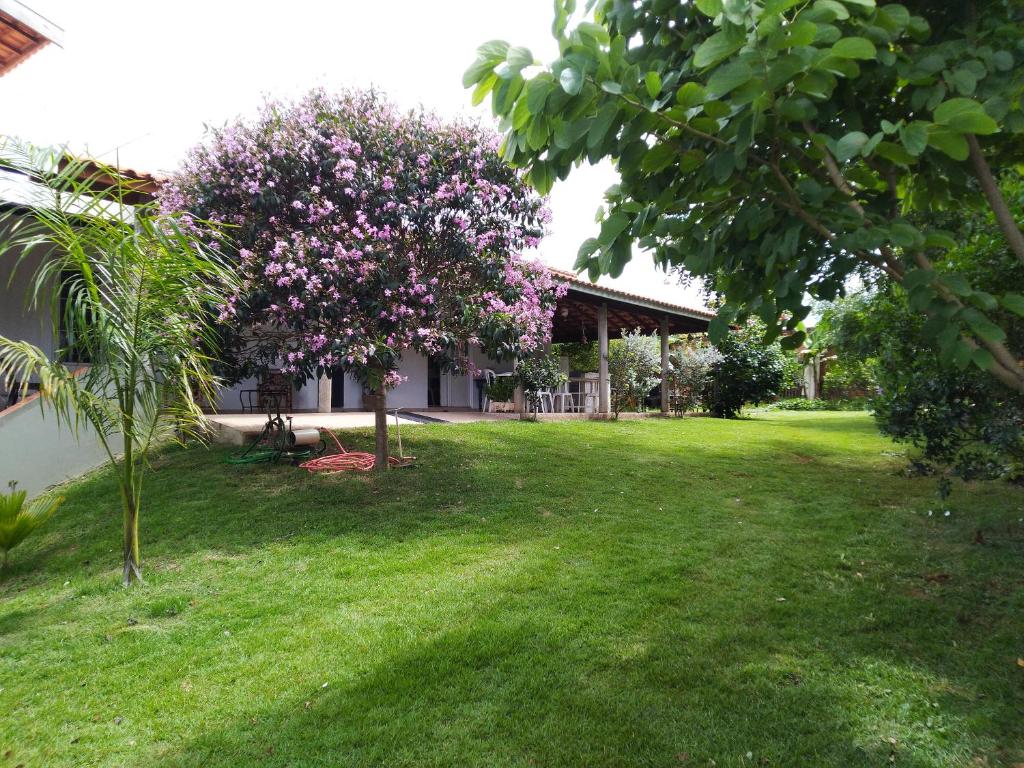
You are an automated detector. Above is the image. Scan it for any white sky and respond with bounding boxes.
[0,0,705,309]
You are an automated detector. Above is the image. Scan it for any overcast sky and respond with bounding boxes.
[1,0,705,309]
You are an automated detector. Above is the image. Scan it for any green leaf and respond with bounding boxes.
[525,77,555,114]
[600,80,624,94]
[1001,293,1024,316]
[902,268,934,290]
[992,50,1013,71]
[839,0,875,6]
[587,102,621,150]
[645,71,662,99]
[559,66,584,95]
[924,231,957,250]
[971,347,995,371]
[575,237,601,269]
[933,98,999,135]
[772,20,817,49]
[834,131,869,161]
[927,128,969,160]
[706,61,753,99]
[708,315,729,343]
[693,30,744,68]
[528,161,553,194]
[830,37,877,59]
[962,307,1006,343]
[898,121,929,155]
[695,0,723,17]
[889,220,920,247]
[598,212,631,246]
[676,82,707,108]
[640,142,678,173]
[813,0,850,20]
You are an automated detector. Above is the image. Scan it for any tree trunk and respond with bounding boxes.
[122,496,142,586]
[371,389,389,473]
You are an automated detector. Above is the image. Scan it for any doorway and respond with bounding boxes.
[330,367,345,410]
[427,355,442,407]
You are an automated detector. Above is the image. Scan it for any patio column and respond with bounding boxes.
[598,302,610,414]
[317,373,331,414]
[660,315,670,414]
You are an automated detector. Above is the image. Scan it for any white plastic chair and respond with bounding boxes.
[481,368,496,412]
[551,382,577,413]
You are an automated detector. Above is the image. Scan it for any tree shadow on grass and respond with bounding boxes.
[5,419,1022,766]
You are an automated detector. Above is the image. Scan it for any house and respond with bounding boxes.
[0,158,712,420]
[209,268,712,417]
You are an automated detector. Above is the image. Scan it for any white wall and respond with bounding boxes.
[210,345,518,412]
[0,242,56,371]
[0,395,116,498]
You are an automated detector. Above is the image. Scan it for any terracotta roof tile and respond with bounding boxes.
[548,267,715,320]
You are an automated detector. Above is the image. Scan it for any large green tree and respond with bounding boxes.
[464,0,1024,392]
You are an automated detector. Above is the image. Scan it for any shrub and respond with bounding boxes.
[552,342,598,373]
[516,353,566,412]
[668,344,722,413]
[484,376,515,403]
[608,329,660,415]
[703,323,785,418]
[0,483,61,568]
[770,398,869,412]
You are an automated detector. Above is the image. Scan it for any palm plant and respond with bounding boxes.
[0,140,234,586]
[0,482,61,568]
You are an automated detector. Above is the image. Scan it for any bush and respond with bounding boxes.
[816,175,1024,495]
[484,376,515,404]
[0,483,61,568]
[608,329,660,415]
[669,344,722,413]
[551,342,598,373]
[516,353,566,412]
[703,323,785,418]
[770,398,869,412]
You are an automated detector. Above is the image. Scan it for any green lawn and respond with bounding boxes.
[2,412,1022,767]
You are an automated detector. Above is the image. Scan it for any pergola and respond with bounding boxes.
[547,269,714,415]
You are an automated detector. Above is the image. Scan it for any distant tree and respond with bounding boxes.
[704,322,785,418]
[669,342,722,413]
[608,328,660,414]
[516,352,567,412]
[0,143,231,585]
[162,89,565,469]
[465,0,1024,393]
[820,176,1024,494]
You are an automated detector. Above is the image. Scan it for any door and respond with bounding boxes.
[330,367,344,410]
[427,355,442,407]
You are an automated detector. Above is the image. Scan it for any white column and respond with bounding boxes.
[317,373,331,413]
[598,302,610,414]
[660,315,670,414]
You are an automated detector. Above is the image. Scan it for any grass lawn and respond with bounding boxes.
[2,412,1022,767]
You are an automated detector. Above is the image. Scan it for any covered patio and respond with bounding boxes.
[543,269,713,415]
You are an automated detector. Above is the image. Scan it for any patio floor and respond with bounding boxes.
[205,408,663,445]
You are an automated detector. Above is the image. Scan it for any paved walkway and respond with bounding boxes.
[205,408,662,444]
[204,409,511,445]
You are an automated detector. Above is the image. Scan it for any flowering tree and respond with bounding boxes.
[162,89,565,468]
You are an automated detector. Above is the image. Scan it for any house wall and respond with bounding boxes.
[0,242,56,371]
[211,346,514,412]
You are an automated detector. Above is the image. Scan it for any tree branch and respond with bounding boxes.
[966,133,1024,267]
[912,250,1024,392]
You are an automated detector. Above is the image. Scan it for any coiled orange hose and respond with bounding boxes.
[298,428,411,473]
